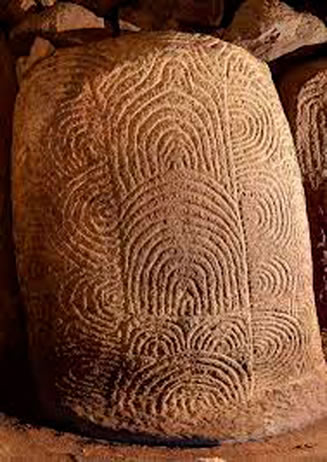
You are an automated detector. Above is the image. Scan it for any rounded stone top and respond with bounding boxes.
[12,31,327,444]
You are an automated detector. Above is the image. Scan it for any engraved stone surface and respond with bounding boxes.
[277,58,327,330]
[223,0,327,62]
[13,32,327,443]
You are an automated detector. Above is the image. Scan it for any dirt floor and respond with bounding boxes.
[1,412,327,461]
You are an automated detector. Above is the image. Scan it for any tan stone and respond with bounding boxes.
[223,0,327,62]
[10,2,105,55]
[277,58,327,330]
[13,1,105,34]
[119,19,140,32]
[0,33,32,416]
[39,0,56,6]
[120,0,224,31]
[16,37,55,85]
[12,32,327,443]
[285,0,327,24]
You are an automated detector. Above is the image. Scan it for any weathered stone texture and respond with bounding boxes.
[121,0,224,31]
[277,58,327,330]
[285,0,327,23]
[12,32,327,443]
[10,2,105,56]
[11,2,105,39]
[16,37,56,85]
[223,0,327,62]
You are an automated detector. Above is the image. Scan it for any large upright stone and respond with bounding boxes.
[12,32,327,443]
[277,58,327,329]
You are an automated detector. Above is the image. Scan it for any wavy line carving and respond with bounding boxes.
[12,32,325,440]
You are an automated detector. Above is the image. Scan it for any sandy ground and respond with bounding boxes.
[1,412,327,461]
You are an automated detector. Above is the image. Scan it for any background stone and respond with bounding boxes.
[277,57,327,330]
[223,0,327,62]
[10,2,105,55]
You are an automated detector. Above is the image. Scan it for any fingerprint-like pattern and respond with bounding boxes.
[295,71,327,190]
[13,33,327,441]
[253,312,309,388]
[227,51,282,173]
[255,257,295,299]
[125,316,250,359]
[240,169,293,247]
[277,62,327,331]
[121,171,247,317]
[112,355,251,423]
[47,86,105,179]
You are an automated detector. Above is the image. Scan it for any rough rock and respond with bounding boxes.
[223,0,327,62]
[277,58,327,330]
[39,0,56,6]
[0,0,36,26]
[269,42,327,80]
[10,2,104,55]
[322,329,327,360]
[12,31,327,443]
[16,37,55,85]
[120,0,225,31]
[120,0,178,31]
[0,32,33,417]
[119,18,140,32]
[13,1,105,34]
[285,0,327,23]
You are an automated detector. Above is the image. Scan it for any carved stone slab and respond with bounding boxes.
[277,58,327,330]
[12,32,327,443]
